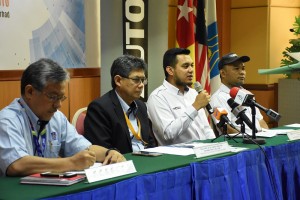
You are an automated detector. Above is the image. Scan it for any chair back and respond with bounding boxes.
[72,107,87,135]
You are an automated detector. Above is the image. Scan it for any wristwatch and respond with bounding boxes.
[105,148,120,156]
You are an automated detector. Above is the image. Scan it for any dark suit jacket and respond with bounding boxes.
[84,90,156,154]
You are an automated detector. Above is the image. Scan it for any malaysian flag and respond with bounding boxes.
[176,0,220,94]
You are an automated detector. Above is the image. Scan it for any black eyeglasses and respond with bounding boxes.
[122,76,148,85]
[42,92,67,103]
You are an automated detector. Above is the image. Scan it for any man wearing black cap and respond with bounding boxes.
[211,53,269,134]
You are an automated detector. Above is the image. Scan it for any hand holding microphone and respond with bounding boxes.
[193,82,213,114]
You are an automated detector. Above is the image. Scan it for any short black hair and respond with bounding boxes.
[163,48,190,78]
[110,54,147,89]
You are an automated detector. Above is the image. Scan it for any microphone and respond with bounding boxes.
[194,82,213,114]
[229,87,281,122]
[229,87,254,106]
[227,98,257,131]
[212,107,236,130]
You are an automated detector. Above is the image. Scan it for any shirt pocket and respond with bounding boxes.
[45,141,61,158]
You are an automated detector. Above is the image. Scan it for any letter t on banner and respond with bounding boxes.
[123,0,148,100]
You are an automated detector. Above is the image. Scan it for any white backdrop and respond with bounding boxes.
[0,0,85,69]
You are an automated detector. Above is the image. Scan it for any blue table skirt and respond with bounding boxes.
[44,142,300,200]
[44,166,193,200]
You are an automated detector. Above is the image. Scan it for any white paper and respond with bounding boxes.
[284,123,300,128]
[68,162,102,175]
[142,146,195,156]
[287,130,300,141]
[227,129,295,138]
[85,160,136,183]
[229,146,248,153]
[193,141,231,158]
[255,131,277,138]
[262,129,295,135]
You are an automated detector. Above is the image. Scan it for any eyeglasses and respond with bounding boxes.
[123,76,148,85]
[42,92,67,103]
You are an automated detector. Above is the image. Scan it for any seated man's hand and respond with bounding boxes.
[69,149,96,170]
[103,150,126,165]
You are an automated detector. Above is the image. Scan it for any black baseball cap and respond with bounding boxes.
[218,53,250,70]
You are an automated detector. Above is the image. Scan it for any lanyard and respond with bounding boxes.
[124,112,148,145]
[18,100,46,157]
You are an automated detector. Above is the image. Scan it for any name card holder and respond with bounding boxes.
[193,141,230,158]
[85,160,137,183]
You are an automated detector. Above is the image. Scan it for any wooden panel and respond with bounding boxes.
[231,7,269,84]
[168,0,177,48]
[0,70,22,81]
[68,68,100,78]
[270,0,300,7]
[216,0,231,56]
[231,0,268,8]
[0,68,100,122]
[0,81,21,109]
[68,77,100,121]
[243,84,275,90]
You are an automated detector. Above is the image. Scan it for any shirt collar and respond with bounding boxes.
[163,79,189,95]
[115,90,138,115]
[220,83,231,93]
[18,97,41,129]
[220,83,243,94]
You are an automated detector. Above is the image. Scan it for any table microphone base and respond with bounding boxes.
[243,138,266,145]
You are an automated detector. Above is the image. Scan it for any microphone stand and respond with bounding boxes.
[242,104,265,144]
[211,121,238,143]
[232,118,250,139]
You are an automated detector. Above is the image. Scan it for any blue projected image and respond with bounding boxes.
[29,0,85,68]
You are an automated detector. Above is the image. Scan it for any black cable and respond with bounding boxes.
[242,133,280,200]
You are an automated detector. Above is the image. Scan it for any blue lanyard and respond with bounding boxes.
[18,100,46,157]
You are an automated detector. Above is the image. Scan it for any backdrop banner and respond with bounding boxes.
[122,0,148,99]
[0,0,85,69]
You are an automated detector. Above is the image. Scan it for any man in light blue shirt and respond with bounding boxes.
[0,58,125,177]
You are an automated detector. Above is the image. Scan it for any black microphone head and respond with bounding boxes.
[194,82,203,93]
[227,98,239,109]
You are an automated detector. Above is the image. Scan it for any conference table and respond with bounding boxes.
[1,129,300,200]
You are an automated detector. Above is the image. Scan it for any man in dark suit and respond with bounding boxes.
[84,55,156,154]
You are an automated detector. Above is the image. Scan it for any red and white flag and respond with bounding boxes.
[176,0,220,94]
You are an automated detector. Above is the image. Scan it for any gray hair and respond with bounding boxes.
[21,58,70,95]
[110,54,147,89]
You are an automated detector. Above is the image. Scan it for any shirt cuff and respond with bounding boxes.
[184,106,198,120]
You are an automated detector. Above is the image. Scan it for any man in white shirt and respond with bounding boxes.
[210,53,269,134]
[147,48,215,146]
